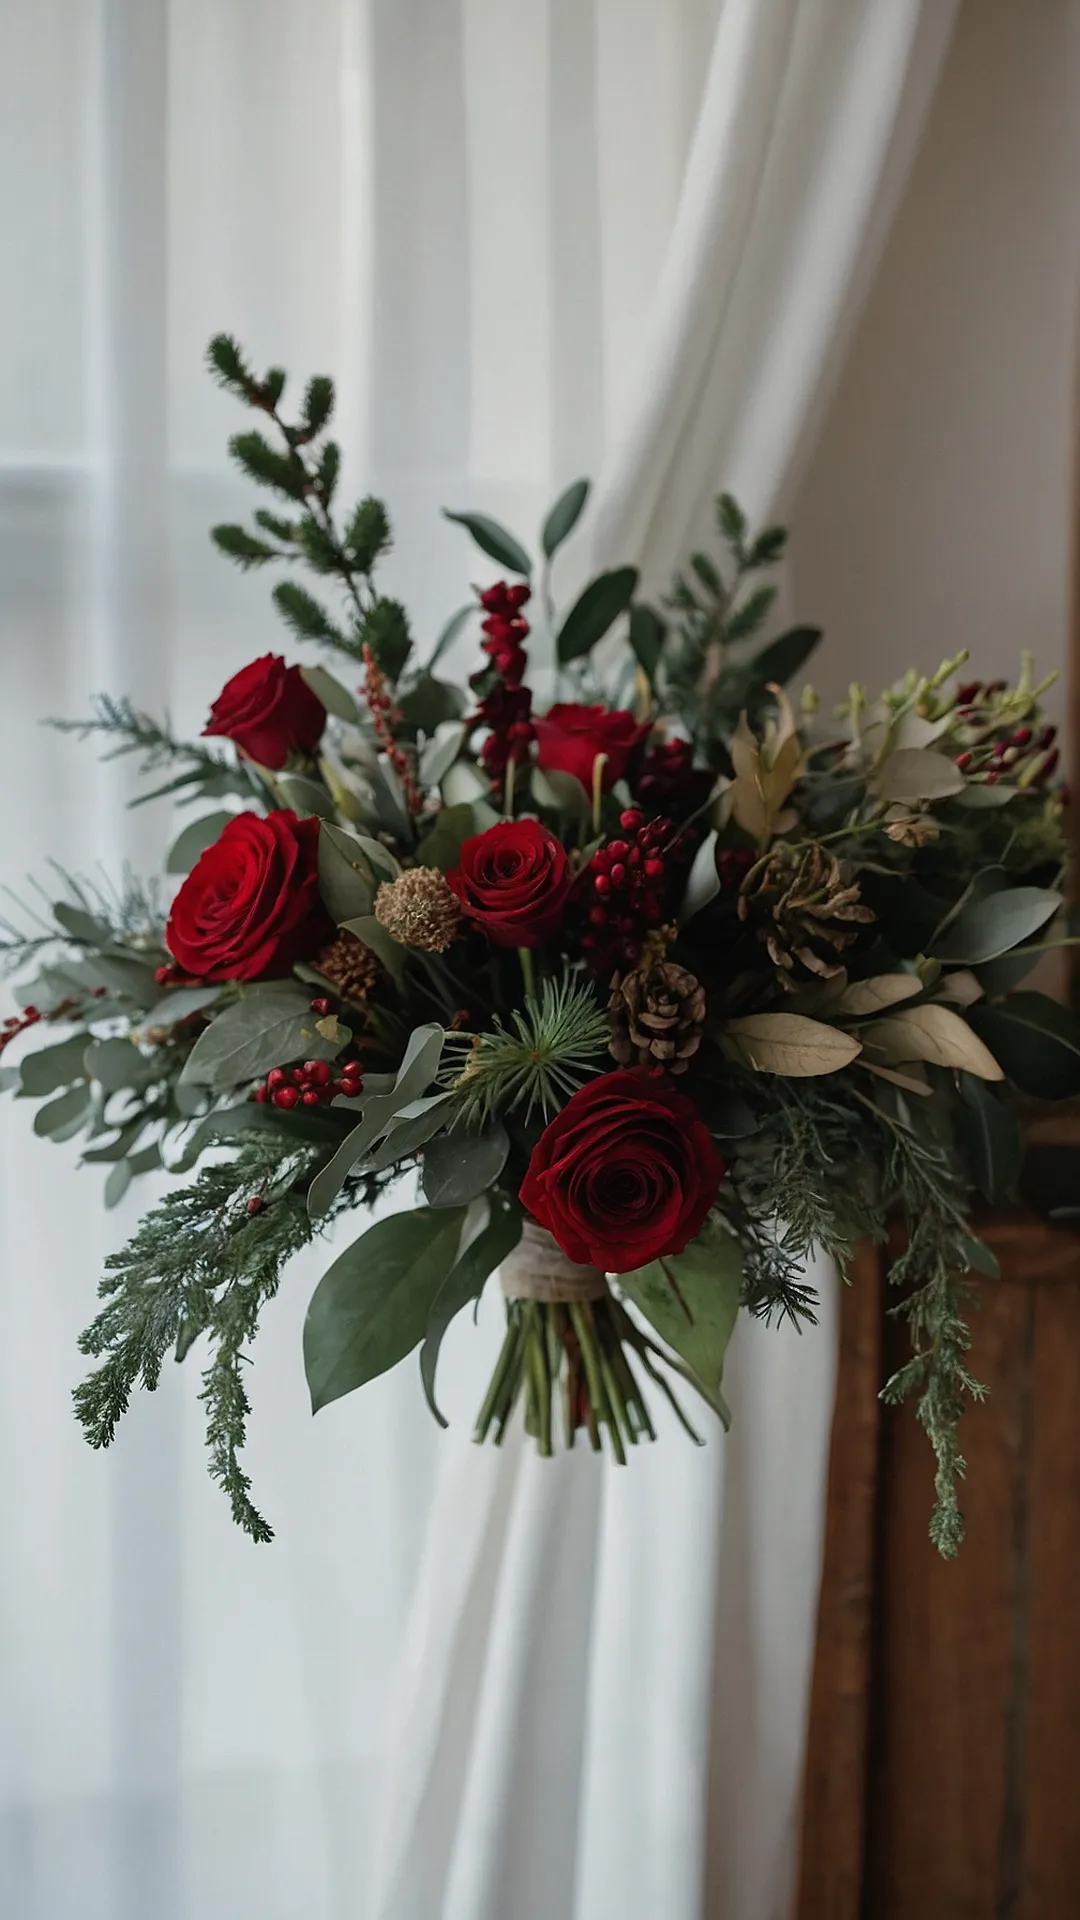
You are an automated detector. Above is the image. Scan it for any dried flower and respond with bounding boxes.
[374,867,462,952]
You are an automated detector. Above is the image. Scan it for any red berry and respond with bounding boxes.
[644,857,665,879]
[273,1085,300,1109]
[304,1060,332,1084]
[246,1196,265,1215]
[593,874,612,896]
[253,1087,267,1104]
[1011,726,1033,747]
[620,809,644,832]
[267,1067,287,1090]
[589,905,609,926]
[24,1008,40,1023]
[310,997,333,1016]
[292,1066,307,1084]
[1039,748,1060,780]
[954,752,973,770]
[1039,725,1057,750]
[984,770,999,785]
[954,682,981,704]
[607,840,630,860]
[609,862,627,887]
[506,583,531,609]
[301,1090,321,1107]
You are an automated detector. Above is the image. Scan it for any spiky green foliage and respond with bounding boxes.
[205,333,412,682]
[444,972,610,1125]
[74,1139,321,1541]
[46,694,251,808]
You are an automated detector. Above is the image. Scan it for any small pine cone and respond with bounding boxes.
[312,929,381,1005]
[608,960,706,1074]
[738,842,874,982]
[374,867,462,953]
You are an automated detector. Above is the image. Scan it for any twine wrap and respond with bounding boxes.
[500,1218,608,1304]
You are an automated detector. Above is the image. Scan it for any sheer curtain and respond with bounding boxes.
[0,5,955,1918]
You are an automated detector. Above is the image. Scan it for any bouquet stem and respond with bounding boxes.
[474,1221,696,1460]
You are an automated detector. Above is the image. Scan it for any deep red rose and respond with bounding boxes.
[447,818,571,949]
[203,654,326,769]
[519,1069,725,1273]
[166,810,332,982]
[533,703,650,793]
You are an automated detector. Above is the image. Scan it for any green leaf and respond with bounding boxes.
[299,664,359,723]
[141,984,224,1028]
[422,1122,510,1207]
[442,510,531,578]
[954,1072,1023,1205]
[747,525,787,566]
[966,993,1080,1101]
[303,373,334,435]
[362,597,412,681]
[53,902,112,945]
[340,914,408,984]
[33,1082,93,1140]
[229,430,308,501]
[556,566,639,664]
[620,1216,742,1413]
[18,1034,91,1097]
[959,1233,1001,1280]
[627,605,666,683]
[180,984,347,1090]
[530,767,591,819]
[83,954,159,1008]
[304,1207,468,1412]
[415,802,491,873]
[723,584,776,643]
[873,749,966,806]
[427,602,476,670]
[210,525,281,569]
[308,1023,445,1216]
[344,496,391,572]
[690,551,723,597]
[744,625,821,695]
[934,887,1062,965]
[272,580,347,648]
[419,722,467,788]
[420,1194,522,1424]
[541,479,590,558]
[717,494,747,547]
[276,773,336,820]
[105,1159,133,1209]
[679,829,720,923]
[317,821,380,921]
[360,1093,457,1173]
[397,674,466,735]
[84,1037,158,1093]
[166,811,235,875]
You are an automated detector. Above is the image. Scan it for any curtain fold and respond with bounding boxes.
[0,5,956,1917]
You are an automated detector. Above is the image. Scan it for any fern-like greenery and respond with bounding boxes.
[443,972,610,1126]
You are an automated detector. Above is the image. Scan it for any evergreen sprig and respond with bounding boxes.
[48,695,239,807]
[206,333,411,681]
[444,973,610,1125]
[74,1139,321,1541]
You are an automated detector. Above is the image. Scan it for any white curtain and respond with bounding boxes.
[0,5,955,1918]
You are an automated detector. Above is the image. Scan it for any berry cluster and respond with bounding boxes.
[717,846,756,888]
[253,1055,363,1110]
[0,1003,41,1059]
[362,642,422,814]
[951,681,1060,788]
[469,581,534,800]
[580,809,673,974]
[636,735,714,817]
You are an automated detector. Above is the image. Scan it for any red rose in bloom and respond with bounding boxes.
[448,819,571,949]
[520,1069,724,1273]
[533,703,650,793]
[166,811,332,981]
[203,654,326,769]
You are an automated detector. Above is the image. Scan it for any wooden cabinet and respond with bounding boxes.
[796,1206,1080,1919]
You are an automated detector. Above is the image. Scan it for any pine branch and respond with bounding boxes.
[48,695,229,784]
[74,1139,321,1542]
[443,972,610,1125]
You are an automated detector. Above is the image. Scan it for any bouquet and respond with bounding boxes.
[2,336,1076,1557]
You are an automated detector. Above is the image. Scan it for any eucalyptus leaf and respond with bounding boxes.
[317,821,379,921]
[419,721,467,788]
[276,773,336,820]
[300,663,360,723]
[427,602,477,670]
[140,984,224,1028]
[933,887,1062,965]
[308,1023,445,1216]
[442,509,532,577]
[541,478,590,558]
[530,767,591,819]
[415,802,488,873]
[627,605,666,683]
[33,1082,93,1140]
[966,993,1080,1101]
[397,674,465,735]
[954,1072,1022,1205]
[52,902,112,945]
[80,954,159,1008]
[873,748,966,806]
[360,1093,457,1173]
[620,1216,743,1415]
[17,1034,91,1097]
[180,983,347,1090]
[422,1122,510,1208]
[304,1206,469,1412]
[420,1194,522,1424]
[339,914,408,985]
[84,1037,159,1093]
[679,830,720,923]
[166,811,235,874]
[556,566,639,664]
[104,1159,133,1209]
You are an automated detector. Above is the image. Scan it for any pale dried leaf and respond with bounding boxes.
[863,1004,1003,1080]
[831,974,922,1017]
[722,1012,862,1077]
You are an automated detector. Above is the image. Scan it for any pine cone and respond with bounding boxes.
[608,960,706,1074]
[737,843,873,981]
[374,867,462,952]
[312,929,381,1005]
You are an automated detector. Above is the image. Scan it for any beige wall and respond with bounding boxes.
[790,0,1080,736]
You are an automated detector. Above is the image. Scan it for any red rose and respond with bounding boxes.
[519,1069,724,1272]
[447,819,571,949]
[533,703,650,793]
[203,654,326,769]
[166,811,332,982]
